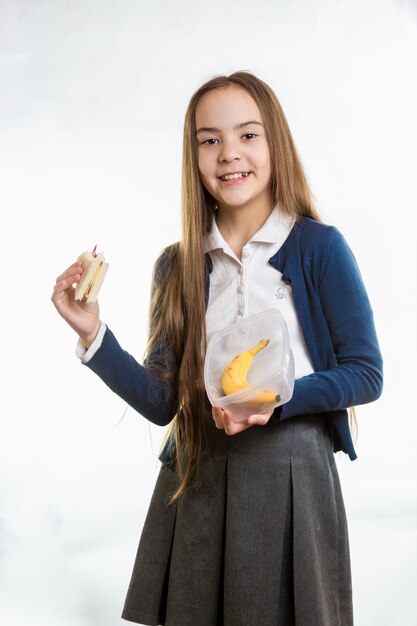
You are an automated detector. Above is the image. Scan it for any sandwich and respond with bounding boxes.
[74,245,109,303]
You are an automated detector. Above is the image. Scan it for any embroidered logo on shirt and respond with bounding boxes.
[275,287,287,300]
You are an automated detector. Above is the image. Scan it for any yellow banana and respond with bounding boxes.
[221,339,280,404]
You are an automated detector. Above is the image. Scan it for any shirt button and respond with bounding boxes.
[238,307,245,315]
[237,286,244,294]
[242,251,249,258]
[238,267,243,274]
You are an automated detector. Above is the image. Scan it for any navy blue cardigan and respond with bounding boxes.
[83,217,383,464]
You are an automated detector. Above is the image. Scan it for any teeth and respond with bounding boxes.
[220,172,249,181]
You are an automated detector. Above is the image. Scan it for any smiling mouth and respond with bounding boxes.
[218,172,250,181]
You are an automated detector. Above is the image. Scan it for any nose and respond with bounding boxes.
[218,137,240,163]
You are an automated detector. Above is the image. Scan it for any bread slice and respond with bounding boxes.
[74,249,109,303]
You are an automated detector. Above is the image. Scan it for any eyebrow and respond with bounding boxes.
[196,120,264,135]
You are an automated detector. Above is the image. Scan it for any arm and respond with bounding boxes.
[81,250,179,426]
[278,227,383,420]
[82,326,178,426]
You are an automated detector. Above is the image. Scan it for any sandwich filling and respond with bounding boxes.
[84,261,104,299]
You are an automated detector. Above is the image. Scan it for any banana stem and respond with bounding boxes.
[248,339,270,356]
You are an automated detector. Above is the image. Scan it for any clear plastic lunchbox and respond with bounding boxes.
[204,308,295,422]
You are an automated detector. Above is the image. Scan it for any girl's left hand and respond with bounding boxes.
[212,406,274,435]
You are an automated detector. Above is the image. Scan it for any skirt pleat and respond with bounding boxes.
[121,414,353,626]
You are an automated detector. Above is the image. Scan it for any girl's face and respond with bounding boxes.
[195,86,273,214]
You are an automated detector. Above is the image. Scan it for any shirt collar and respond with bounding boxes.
[203,203,295,253]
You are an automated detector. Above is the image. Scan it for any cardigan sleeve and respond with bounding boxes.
[277,226,383,420]
[81,250,179,427]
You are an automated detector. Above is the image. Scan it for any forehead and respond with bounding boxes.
[195,86,262,127]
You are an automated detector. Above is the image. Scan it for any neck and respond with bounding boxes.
[215,199,274,245]
[214,196,275,261]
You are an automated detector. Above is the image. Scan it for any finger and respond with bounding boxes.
[51,277,79,311]
[53,274,80,296]
[246,408,274,426]
[212,406,225,430]
[223,409,250,435]
[55,266,81,286]
[246,414,265,425]
[246,415,267,426]
[55,262,83,285]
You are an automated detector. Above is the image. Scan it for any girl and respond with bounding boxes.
[52,71,383,626]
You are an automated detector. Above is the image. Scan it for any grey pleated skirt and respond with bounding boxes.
[121,413,353,626]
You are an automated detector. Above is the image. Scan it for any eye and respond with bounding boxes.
[199,133,257,145]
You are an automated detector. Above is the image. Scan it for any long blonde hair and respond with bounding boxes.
[144,71,352,502]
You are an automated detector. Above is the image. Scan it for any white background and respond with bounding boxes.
[1,0,416,624]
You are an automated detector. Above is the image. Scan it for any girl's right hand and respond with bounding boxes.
[51,261,101,349]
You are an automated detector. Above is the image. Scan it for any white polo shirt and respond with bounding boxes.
[204,204,314,379]
[77,205,314,379]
